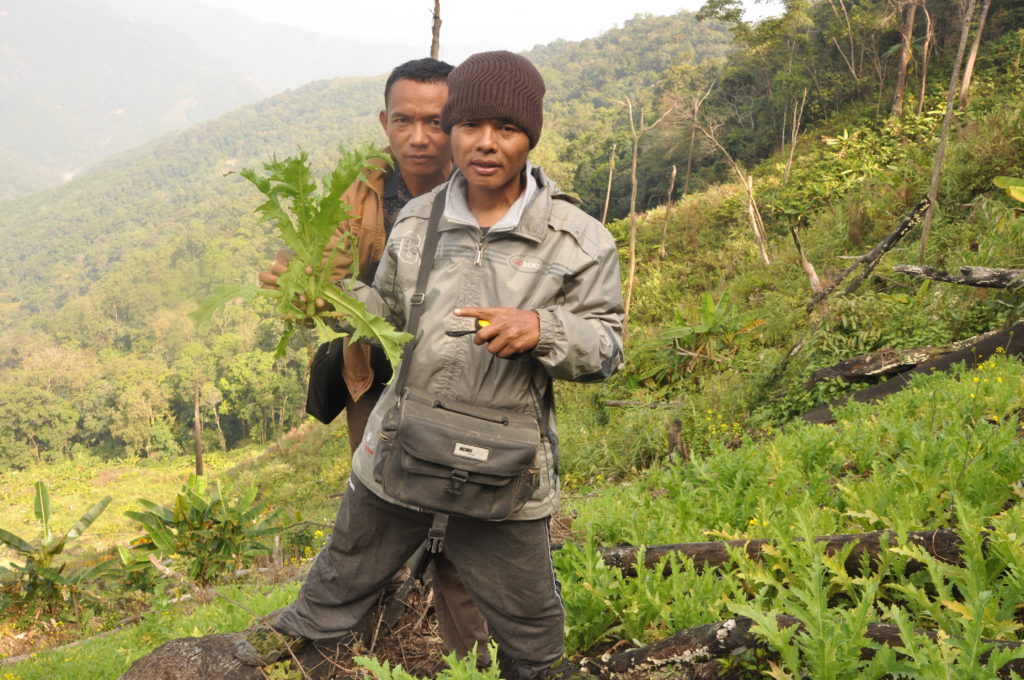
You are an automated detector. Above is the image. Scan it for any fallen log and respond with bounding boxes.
[581,615,1024,679]
[806,346,948,385]
[802,320,1024,424]
[804,329,1001,387]
[807,197,930,312]
[594,529,963,577]
[894,264,1024,289]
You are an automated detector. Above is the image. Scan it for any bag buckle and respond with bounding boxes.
[445,469,469,496]
[410,293,425,305]
[427,513,449,553]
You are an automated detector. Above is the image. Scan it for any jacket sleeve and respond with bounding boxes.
[530,234,625,382]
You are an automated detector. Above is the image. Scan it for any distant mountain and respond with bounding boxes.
[0,0,422,201]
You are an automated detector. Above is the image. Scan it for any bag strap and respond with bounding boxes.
[389,188,451,554]
[391,186,447,395]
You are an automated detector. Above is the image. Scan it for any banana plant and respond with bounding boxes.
[0,481,112,615]
[192,145,413,367]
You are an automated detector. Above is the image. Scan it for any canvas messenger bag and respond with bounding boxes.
[370,188,543,550]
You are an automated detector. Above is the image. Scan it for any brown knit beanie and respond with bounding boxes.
[441,51,545,148]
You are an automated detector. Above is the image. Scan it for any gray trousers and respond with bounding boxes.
[275,476,564,668]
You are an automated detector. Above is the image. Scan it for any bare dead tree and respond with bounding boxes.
[683,80,716,196]
[825,0,860,79]
[916,0,933,115]
[658,165,678,259]
[959,0,993,107]
[784,88,808,183]
[600,143,617,225]
[693,116,771,266]
[790,225,823,294]
[891,0,919,116]
[623,96,675,327]
[193,367,204,477]
[430,0,441,59]
[918,0,979,262]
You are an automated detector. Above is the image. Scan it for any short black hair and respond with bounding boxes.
[384,58,454,108]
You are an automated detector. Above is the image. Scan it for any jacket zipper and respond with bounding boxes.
[474,238,486,266]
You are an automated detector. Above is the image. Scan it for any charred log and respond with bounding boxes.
[802,321,1024,424]
[593,529,963,577]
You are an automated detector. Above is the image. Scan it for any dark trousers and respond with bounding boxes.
[345,386,490,657]
[275,476,564,668]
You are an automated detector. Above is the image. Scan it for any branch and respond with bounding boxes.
[807,197,930,312]
[893,265,1024,289]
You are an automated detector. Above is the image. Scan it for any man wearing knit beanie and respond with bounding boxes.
[261,51,624,680]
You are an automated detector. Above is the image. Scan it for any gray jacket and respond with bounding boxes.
[345,166,625,520]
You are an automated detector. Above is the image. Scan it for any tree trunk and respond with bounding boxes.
[958,0,993,107]
[625,115,641,330]
[891,0,919,116]
[622,98,674,328]
[918,0,978,262]
[683,125,696,196]
[916,1,933,115]
[193,368,204,477]
[658,165,678,259]
[784,90,807,183]
[600,144,617,225]
[430,0,441,59]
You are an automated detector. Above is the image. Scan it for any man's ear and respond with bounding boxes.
[379,109,388,133]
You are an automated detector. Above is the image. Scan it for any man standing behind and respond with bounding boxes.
[257,57,488,660]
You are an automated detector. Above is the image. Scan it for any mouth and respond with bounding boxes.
[469,160,501,176]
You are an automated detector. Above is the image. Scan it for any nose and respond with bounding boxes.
[410,122,429,146]
[474,124,497,151]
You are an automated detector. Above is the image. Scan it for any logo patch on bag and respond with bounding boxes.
[453,442,490,462]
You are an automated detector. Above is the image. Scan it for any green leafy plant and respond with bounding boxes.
[193,145,412,365]
[125,474,282,585]
[994,176,1024,203]
[0,481,112,619]
[355,641,501,679]
[660,291,764,373]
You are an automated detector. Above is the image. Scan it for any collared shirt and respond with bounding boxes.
[382,163,413,236]
[443,161,539,232]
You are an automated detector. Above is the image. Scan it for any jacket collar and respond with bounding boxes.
[438,164,560,243]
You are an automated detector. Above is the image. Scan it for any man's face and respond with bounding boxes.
[451,119,530,201]
[379,79,450,181]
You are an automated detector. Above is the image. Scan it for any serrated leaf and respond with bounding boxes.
[199,145,408,372]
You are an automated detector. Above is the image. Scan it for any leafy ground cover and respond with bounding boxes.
[6,355,1022,678]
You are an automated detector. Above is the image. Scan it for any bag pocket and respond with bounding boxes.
[376,387,541,520]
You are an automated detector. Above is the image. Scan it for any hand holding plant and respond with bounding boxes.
[193,145,412,367]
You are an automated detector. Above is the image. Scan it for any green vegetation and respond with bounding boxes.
[0,482,111,622]
[194,146,412,363]
[124,475,282,586]
[2,1,1024,677]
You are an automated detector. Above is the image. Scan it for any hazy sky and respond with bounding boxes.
[194,0,781,57]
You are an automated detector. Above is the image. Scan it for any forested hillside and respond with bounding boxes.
[0,10,731,469]
[2,1,1024,676]
[0,0,422,200]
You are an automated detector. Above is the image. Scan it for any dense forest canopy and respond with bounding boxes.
[0,0,1021,472]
